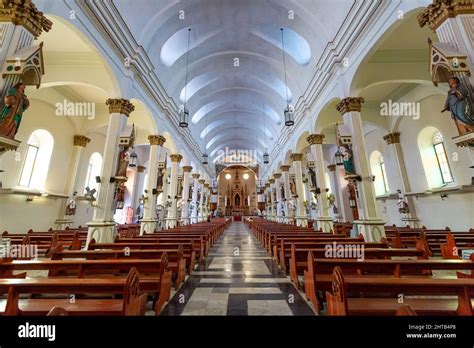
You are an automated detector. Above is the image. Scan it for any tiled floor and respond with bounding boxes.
[161,222,314,316]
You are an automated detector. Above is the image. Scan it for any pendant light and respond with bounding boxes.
[179,28,191,128]
[202,104,209,165]
[128,124,138,167]
[262,103,269,164]
[334,123,344,166]
[281,28,294,127]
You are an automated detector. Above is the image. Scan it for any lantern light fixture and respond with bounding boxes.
[280,28,294,127]
[179,28,192,128]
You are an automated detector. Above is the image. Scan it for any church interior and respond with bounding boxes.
[0,0,474,342]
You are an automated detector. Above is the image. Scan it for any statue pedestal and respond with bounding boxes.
[295,216,308,227]
[452,132,474,147]
[86,221,116,247]
[140,219,158,235]
[314,217,334,233]
[165,217,178,229]
[180,217,190,226]
[353,219,386,242]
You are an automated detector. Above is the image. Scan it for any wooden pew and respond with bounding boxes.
[0,268,150,316]
[304,252,474,312]
[325,266,474,316]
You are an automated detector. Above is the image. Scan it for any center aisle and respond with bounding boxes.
[161,221,314,316]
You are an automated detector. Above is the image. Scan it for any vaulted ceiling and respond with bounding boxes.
[113,0,355,163]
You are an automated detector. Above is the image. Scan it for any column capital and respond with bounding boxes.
[418,0,474,31]
[290,153,304,162]
[182,165,193,173]
[273,173,282,179]
[198,179,206,184]
[383,132,401,145]
[204,183,210,189]
[170,154,183,163]
[73,135,90,147]
[192,173,201,179]
[269,178,275,184]
[327,164,336,172]
[148,135,166,146]
[137,165,146,173]
[0,0,53,38]
[336,97,365,115]
[307,134,325,145]
[265,183,270,188]
[106,98,135,116]
[280,164,291,172]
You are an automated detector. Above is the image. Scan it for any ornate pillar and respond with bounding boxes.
[280,165,293,224]
[273,173,283,222]
[158,169,170,230]
[327,164,345,222]
[166,154,182,228]
[132,165,146,222]
[191,173,200,223]
[383,132,420,227]
[198,179,206,222]
[336,97,385,242]
[290,153,308,227]
[86,99,134,246]
[203,182,210,219]
[264,182,271,219]
[307,134,333,232]
[180,165,193,225]
[54,135,90,229]
[140,135,166,235]
[268,178,276,221]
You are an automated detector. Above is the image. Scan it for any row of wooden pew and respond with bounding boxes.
[0,218,231,316]
[247,218,474,316]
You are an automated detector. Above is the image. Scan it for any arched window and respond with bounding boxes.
[18,129,54,190]
[432,131,453,184]
[418,127,454,188]
[84,152,102,193]
[370,151,389,196]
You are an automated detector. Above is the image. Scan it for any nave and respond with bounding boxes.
[162,222,313,316]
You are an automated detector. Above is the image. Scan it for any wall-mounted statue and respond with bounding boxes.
[0,83,29,139]
[326,188,338,215]
[116,149,129,177]
[341,146,356,176]
[65,191,77,217]
[290,177,297,196]
[397,189,409,215]
[116,183,126,209]
[308,167,317,189]
[441,77,474,136]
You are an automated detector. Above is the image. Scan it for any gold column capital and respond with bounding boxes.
[265,183,270,188]
[336,97,365,115]
[280,165,291,172]
[170,154,183,163]
[137,165,146,173]
[73,135,90,147]
[327,164,336,172]
[198,179,205,184]
[106,98,135,116]
[148,135,166,146]
[418,0,474,31]
[182,166,193,173]
[0,0,53,38]
[290,153,304,162]
[192,173,201,180]
[307,134,325,145]
[383,132,401,145]
[273,173,282,179]
[269,178,275,184]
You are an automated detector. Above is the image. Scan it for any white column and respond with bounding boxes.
[280,165,293,224]
[290,153,308,227]
[198,179,206,222]
[158,169,170,230]
[166,154,182,228]
[180,165,193,225]
[190,173,200,223]
[327,164,345,222]
[383,132,420,227]
[337,97,385,242]
[54,135,90,229]
[132,165,146,222]
[86,99,134,246]
[307,134,333,232]
[269,178,276,221]
[140,135,166,235]
[273,173,283,222]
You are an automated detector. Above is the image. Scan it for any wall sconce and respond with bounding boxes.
[95,176,101,183]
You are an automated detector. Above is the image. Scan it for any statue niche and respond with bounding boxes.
[234,193,241,207]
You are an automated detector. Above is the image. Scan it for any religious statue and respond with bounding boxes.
[396,189,409,215]
[326,188,338,214]
[0,82,30,139]
[65,191,77,216]
[116,149,129,177]
[116,183,126,209]
[441,77,474,136]
[157,169,164,190]
[290,178,297,196]
[308,167,317,189]
[341,146,356,176]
